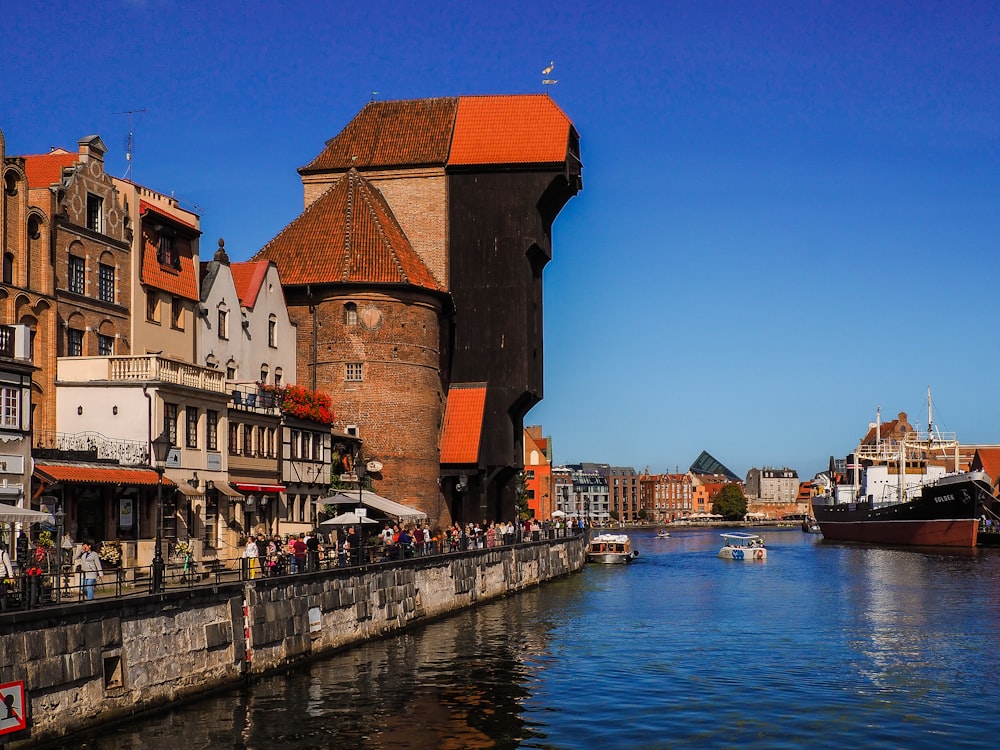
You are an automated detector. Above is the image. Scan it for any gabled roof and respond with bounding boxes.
[300,94,576,172]
[231,260,271,309]
[440,383,487,465]
[21,149,77,189]
[253,168,442,291]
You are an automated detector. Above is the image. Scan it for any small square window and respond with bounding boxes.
[346,362,362,382]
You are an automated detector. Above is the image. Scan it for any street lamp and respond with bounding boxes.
[150,427,172,592]
[356,459,366,566]
[54,505,65,603]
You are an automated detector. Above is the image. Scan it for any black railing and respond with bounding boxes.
[1,526,584,611]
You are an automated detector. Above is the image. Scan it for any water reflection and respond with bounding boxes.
[63,529,1000,750]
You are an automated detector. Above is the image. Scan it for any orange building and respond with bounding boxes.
[523,425,553,519]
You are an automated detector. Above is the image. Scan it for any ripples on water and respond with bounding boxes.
[63,529,1000,749]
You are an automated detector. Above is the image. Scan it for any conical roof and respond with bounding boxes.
[253,168,442,291]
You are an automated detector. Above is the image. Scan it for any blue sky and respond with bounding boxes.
[6,0,999,478]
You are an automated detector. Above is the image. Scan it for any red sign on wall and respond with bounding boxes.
[0,680,27,736]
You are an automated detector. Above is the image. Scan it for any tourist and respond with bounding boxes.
[292,534,307,572]
[75,541,103,600]
[306,532,320,571]
[346,526,359,565]
[256,533,267,575]
[413,525,424,556]
[243,536,259,579]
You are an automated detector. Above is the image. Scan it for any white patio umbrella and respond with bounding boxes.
[0,503,55,525]
[319,512,379,527]
[551,510,567,518]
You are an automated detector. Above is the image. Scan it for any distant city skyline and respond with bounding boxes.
[7,1,999,479]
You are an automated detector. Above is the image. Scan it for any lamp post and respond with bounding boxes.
[356,459,366,566]
[53,504,65,603]
[150,427,172,593]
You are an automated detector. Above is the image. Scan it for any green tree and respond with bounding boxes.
[515,471,531,520]
[712,484,747,521]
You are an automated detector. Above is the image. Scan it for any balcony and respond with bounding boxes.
[34,430,149,466]
[0,324,32,361]
[58,355,227,393]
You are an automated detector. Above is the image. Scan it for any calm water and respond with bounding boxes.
[61,528,1000,749]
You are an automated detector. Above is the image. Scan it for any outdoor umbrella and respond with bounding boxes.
[551,510,566,518]
[0,503,55,525]
[319,512,379,527]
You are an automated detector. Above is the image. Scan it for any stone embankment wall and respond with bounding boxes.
[0,537,585,747]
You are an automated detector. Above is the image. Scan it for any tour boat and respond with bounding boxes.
[587,534,639,564]
[718,533,767,560]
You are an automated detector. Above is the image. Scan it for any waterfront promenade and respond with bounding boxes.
[0,532,587,748]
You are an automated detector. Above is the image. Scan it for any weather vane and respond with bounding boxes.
[542,61,557,87]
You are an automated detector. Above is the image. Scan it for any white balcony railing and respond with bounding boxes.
[59,355,227,393]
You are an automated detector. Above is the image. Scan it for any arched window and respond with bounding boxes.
[260,364,269,383]
[344,302,358,325]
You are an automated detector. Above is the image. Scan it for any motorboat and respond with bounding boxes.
[655,529,671,539]
[718,532,767,561]
[587,534,639,564]
[801,517,821,534]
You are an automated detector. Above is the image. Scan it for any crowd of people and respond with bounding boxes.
[240,517,585,576]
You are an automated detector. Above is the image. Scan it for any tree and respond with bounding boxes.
[712,484,747,521]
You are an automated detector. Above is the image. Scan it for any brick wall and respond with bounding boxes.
[286,287,450,525]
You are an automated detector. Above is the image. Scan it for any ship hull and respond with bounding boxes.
[813,474,993,548]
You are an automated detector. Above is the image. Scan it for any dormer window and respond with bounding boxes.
[157,235,180,269]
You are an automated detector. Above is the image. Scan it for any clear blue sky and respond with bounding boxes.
[6,0,999,479]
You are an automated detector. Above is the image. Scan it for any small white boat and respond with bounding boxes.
[718,532,767,561]
[587,534,639,564]
[655,529,671,539]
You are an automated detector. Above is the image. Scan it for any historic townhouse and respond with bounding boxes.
[523,425,553,520]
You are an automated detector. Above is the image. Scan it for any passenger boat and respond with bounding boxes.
[718,533,767,560]
[801,517,821,534]
[813,393,1000,548]
[655,529,671,539]
[586,534,639,564]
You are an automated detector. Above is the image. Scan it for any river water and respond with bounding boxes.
[59,528,1000,749]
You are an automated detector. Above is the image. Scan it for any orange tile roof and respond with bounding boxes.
[139,202,201,302]
[449,95,573,166]
[34,463,176,487]
[300,94,576,172]
[301,98,458,172]
[253,169,442,291]
[21,149,78,188]
[440,383,487,465]
[231,260,270,309]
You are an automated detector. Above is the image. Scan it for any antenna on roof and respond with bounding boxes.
[541,61,558,88]
[114,108,146,180]
[371,91,379,101]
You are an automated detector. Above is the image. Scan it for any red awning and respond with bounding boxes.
[34,463,176,487]
[233,483,284,493]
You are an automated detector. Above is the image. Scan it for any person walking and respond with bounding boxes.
[292,534,307,573]
[75,541,103,600]
[243,536,260,579]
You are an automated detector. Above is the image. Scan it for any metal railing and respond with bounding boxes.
[33,430,150,465]
[1,526,584,611]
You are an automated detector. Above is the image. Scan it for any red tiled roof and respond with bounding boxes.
[300,94,576,172]
[449,94,572,166]
[139,202,200,301]
[21,150,77,189]
[34,463,176,487]
[253,169,442,291]
[440,383,487,465]
[231,261,270,309]
[139,200,200,233]
[301,98,458,172]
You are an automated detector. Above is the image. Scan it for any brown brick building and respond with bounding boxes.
[255,95,582,524]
